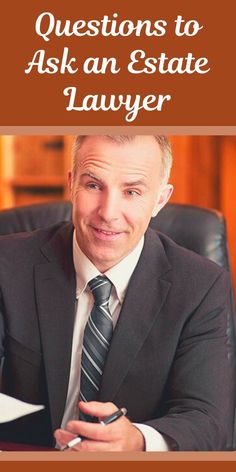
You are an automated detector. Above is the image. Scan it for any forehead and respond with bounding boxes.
[76,136,163,176]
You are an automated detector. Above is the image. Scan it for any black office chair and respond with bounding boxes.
[0,201,72,235]
[0,201,235,449]
[0,200,233,270]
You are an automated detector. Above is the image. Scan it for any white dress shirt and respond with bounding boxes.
[60,231,169,451]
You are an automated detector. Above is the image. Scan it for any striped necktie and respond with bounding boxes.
[79,275,113,420]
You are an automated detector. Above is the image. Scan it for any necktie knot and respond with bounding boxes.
[88,276,112,306]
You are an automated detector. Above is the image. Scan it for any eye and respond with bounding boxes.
[125,189,140,197]
[86,182,102,191]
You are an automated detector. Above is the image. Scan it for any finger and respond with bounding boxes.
[66,419,117,441]
[78,401,118,419]
[54,428,76,447]
[71,439,121,452]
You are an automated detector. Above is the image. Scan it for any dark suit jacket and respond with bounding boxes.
[0,223,233,450]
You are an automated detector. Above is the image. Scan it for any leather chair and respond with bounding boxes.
[0,200,233,269]
[0,201,72,235]
[0,201,235,449]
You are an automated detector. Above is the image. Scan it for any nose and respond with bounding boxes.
[97,190,120,223]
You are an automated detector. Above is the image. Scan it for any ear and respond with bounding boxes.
[151,184,174,218]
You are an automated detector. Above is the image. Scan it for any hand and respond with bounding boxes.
[54,401,145,451]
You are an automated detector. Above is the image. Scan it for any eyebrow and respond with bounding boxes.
[123,179,148,189]
[80,171,148,189]
[80,171,103,183]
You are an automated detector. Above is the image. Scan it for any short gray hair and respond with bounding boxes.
[71,135,172,184]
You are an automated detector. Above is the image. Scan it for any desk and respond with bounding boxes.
[0,441,54,451]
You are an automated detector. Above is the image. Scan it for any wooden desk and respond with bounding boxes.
[0,441,54,451]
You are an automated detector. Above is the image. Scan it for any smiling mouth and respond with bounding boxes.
[91,226,124,240]
[95,228,121,235]
[93,226,121,236]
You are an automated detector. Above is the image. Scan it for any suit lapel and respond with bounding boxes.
[99,228,172,401]
[34,224,76,432]
[34,224,172,426]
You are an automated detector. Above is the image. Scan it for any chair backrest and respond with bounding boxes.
[0,201,72,235]
[0,201,232,270]
[150,203,230,269]
[0,201,235,449]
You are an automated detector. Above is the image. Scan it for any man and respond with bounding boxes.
[0,135,233,451]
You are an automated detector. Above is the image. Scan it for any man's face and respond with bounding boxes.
[69,136,173,272]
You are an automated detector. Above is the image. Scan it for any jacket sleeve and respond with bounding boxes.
[145,270,235,451]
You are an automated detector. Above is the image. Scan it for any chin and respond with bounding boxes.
[90,252,120,271]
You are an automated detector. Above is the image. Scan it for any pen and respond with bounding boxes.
[61,407,127,451]
[100,407,127,425]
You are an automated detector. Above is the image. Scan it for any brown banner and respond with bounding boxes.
[1,0,235,126]
[1,458,236,472]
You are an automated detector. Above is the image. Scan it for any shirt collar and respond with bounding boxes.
[73,231,144,303]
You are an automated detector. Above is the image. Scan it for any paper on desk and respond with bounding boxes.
[0,393,45,423]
